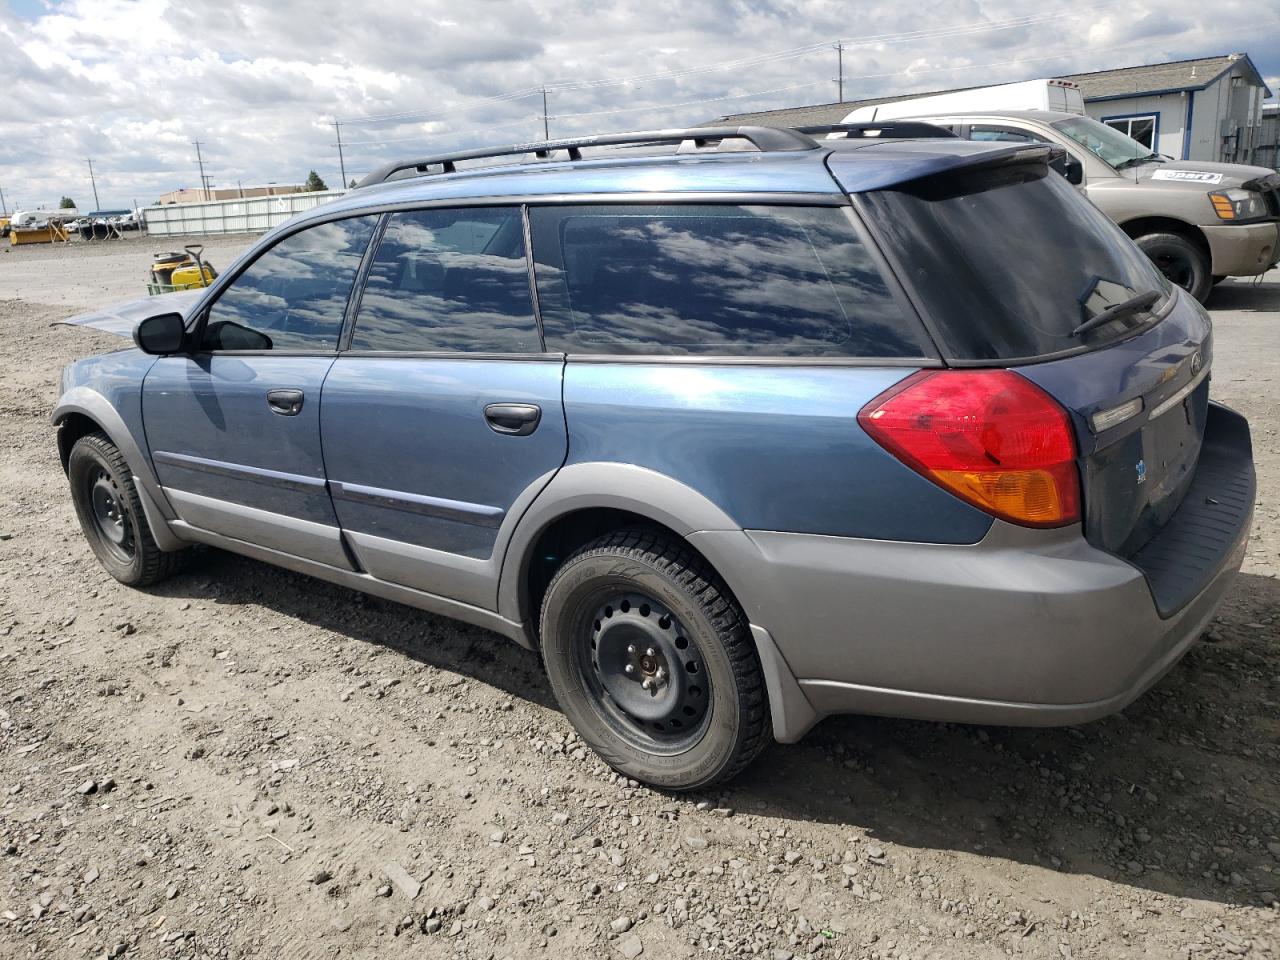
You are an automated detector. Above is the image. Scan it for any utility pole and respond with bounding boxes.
[541,87,550,140]
[0,183,7,217]
[333,120,347,190]
[193,140,208,201]
[237,180,244,199]
[86,158,101,210]
[835,41,844,103]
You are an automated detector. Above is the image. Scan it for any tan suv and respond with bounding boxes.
[886,109,1280,302]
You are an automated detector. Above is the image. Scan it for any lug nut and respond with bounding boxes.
[624,664,634,674]
[641,678,652,690]
[626,644,637,655]
[646,647,656,657]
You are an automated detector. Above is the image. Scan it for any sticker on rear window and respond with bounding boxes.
[1150,169,1224,184]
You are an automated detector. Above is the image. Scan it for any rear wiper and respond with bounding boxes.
[1071,290,1163,337]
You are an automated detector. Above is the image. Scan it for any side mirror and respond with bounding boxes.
[133,312,187,354]
[1049,152,1085,185]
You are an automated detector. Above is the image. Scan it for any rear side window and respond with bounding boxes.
[201,216,377,351]
[529,204,931,357]
[862,164,1171,361]
[349,207,540,353]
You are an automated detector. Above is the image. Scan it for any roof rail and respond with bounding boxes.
[355,125,821,188]
[794,121,959,140]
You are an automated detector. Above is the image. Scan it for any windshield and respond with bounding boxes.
[862,162,1171,361]
[1051,116,1157,168]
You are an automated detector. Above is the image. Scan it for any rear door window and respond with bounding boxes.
[862,164,1171,361]
[348,207,540,353]
[528,204,932,358]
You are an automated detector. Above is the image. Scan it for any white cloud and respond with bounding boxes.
[0,0,1276,210]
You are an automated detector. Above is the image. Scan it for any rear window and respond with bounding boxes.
[862,164,1171,361]
[529,204,932,358]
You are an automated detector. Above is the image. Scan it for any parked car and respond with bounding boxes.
[53,125,1255,790]
[842,108,1280,302]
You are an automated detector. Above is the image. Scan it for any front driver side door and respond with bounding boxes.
[142,215,377,568]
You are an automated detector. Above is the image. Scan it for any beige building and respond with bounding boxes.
[156,184,304,205]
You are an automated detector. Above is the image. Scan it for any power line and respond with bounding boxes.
[338,43,1117,154]
[333,115,541,148]
[336,2,1118,130]
[547,79,829,122]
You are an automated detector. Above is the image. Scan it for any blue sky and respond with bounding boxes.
[1,0,1276,210]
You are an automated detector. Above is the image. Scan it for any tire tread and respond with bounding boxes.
[541,527,770,787]
[73,432,184,587]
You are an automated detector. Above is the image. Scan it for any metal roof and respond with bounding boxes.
[713,53,1271,126]
[1058,54,1269,101]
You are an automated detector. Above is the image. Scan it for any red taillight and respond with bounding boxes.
[857,370,1081,528]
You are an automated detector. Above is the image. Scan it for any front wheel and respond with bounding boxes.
[539,529,770,790]
[67,432,185,586]
[1135,232,1212,304]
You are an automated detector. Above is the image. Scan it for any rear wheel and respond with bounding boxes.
[539,529,770,790]
[68,432,185,586]
[1135,232,1212,303]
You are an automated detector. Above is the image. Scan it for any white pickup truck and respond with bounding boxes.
[844,85,1280,302]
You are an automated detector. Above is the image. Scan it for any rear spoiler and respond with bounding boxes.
[828,142,1066,194]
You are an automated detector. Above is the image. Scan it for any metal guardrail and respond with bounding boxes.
[141,190,346,237]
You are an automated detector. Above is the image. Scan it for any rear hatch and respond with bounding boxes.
[850,151,1211,561]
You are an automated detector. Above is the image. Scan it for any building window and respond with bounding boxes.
[1103,114,1158,150]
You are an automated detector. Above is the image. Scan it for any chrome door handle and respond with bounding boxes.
[484,402,541,436]
[266,388,304,416]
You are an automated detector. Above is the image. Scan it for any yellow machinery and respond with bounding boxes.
[148,246,217,294]
[10,221,69,245]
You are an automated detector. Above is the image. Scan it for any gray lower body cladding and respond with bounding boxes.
[694,479,1251,738]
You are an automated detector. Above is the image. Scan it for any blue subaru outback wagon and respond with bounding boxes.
[55,124,1255,790]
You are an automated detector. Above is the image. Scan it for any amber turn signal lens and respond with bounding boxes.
[858,370,1081,528]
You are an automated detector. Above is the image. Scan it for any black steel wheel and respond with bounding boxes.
[86,466,135,564]
[580,592,711,753]
[67,432,185,586]
[539,528,770,790]
[1135,232,1211,303]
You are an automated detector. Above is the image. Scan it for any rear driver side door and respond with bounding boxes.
[142,216,377,567]
[320,206,567,609]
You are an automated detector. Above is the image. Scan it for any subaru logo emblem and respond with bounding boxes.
[1135,459,1147,484]
[1190,351,1203,376]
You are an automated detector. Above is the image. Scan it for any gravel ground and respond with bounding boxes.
[0,235,1277,960]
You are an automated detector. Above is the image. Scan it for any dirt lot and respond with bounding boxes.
[1,235,1277,960]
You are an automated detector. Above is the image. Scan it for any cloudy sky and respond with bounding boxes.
[1,0,1277,211]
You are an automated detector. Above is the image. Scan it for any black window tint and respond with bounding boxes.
[530,204,930,357]
[349,208,539,353]
[201,217,376,351]
[863,164,1171,361]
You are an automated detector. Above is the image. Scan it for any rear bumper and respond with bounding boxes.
[694,405,1254,739]
[1204,221,1280,277]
